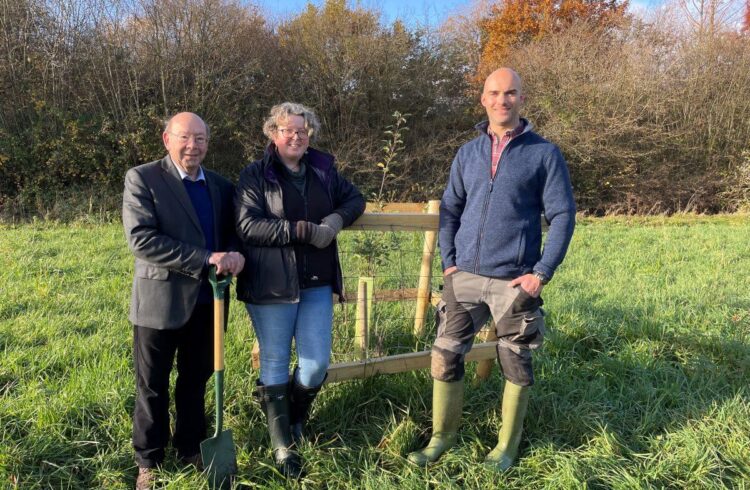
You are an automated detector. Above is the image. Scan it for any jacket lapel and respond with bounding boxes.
[160,157,203,235]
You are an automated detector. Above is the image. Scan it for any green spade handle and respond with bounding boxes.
[208,266,233,300]
[208,266,232,436]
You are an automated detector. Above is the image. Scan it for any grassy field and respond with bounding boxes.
[0,216,748,489]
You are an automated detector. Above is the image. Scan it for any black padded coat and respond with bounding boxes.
[234,145,365,304]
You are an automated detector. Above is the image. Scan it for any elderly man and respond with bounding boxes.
[408,68,576,471]
[123,112,244,489]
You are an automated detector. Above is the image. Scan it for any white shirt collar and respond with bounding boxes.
[169,156,206,182]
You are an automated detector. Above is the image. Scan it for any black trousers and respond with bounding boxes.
[132,303,214,468]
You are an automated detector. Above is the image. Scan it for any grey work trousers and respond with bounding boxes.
[431,270,545,386]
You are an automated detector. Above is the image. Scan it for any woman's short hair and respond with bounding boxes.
[262,102,321,141]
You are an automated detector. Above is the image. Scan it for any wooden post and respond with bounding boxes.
[414,200,440,336]
[473,327,497,385]
[251,339,260,370]
[360,276,374,326]
[356,279,369,360]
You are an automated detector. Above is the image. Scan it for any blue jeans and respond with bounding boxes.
[245,285,333,387]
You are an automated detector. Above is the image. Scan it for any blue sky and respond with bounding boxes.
[250,0,667,27]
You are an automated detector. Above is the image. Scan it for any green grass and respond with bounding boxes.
[0,216,748,489]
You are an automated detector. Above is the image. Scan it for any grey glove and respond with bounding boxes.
[321,213,344,234]
[310,214,343,248]
[294,214,343,249]
[308,224,335,249]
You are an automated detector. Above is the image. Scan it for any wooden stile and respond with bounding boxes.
[247,203,547,386]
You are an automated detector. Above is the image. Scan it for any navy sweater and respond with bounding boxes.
[439,120,576,280]
[182,178,215,303]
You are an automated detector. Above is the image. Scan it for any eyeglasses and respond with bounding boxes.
[277,128,310,139]
[169,132,208,146]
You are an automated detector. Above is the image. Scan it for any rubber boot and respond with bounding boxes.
[289,369,326,444]
[483,380,530,472]
[407,379,464,466]
[255,382,303,479]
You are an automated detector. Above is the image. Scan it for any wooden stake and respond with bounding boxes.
[251,339,260,370]
[355,279,368,360]
[473,327,498,385]
[413,200,441,336]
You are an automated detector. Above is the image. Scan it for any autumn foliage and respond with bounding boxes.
[478,0,629,76]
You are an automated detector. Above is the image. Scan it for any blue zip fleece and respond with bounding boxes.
[439,120,576,280]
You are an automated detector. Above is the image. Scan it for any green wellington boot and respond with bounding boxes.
[407,379,464,466]
[484,380,530,472]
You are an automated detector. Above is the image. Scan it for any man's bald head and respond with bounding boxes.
[162,112,210,179]
[481,67,525,134]
[484,68,523,97]
[165,112,210,138]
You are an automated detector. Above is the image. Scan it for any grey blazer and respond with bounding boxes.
[122,156,237,329]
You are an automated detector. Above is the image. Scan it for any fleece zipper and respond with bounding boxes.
[472,133,520,274]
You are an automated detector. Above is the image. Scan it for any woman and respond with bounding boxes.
[235,102,365,478]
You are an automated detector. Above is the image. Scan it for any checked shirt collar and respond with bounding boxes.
[489,120,525,178]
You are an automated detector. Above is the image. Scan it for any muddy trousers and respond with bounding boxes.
[431,271,545,386]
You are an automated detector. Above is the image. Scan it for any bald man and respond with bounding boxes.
[123,112,244,488]
[408,69,575,471]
